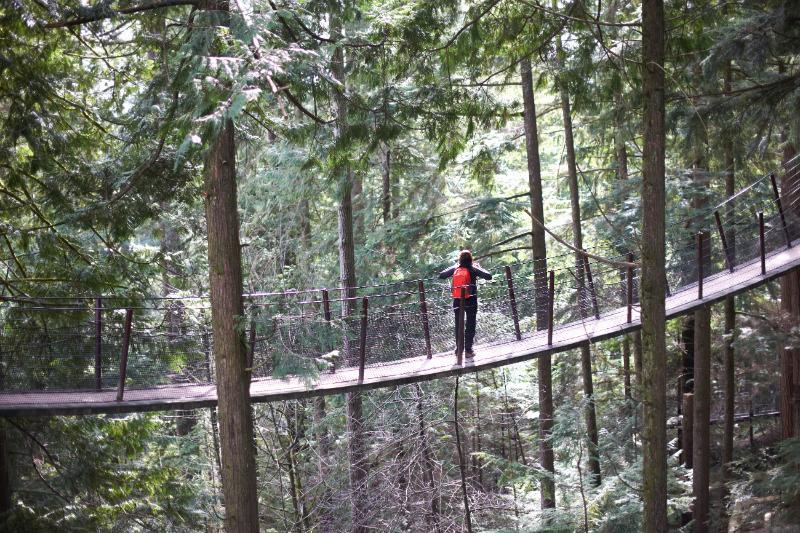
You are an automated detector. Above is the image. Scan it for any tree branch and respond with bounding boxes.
[475,246,532,260]
[44,0,198,29]
[429,0,504,52]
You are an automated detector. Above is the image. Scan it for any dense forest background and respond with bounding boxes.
[1,0,800,531]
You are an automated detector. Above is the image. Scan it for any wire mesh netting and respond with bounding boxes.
[0,156,798,399]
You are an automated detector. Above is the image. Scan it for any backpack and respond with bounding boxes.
[451,267,472,298]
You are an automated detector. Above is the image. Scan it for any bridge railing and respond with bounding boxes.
[0,300,214,393]
[1,156,799,395]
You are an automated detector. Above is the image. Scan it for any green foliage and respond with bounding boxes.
[2,0,799,531]
[1,415,204,532]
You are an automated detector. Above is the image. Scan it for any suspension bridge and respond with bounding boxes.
[1,158,799,416]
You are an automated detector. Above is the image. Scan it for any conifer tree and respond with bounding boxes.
[641,0,667,530]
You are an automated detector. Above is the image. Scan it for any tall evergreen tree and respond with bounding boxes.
[641,0,667,530]
[520,57,556,510]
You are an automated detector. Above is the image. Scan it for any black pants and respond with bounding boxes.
[453,297,478,351]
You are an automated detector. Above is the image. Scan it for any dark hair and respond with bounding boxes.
[458,250,473,267]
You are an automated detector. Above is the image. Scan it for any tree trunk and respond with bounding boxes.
[474,376,484,489]
[202,325,223,483]
[682,393,694,468]
[313,396,333,532]
[688,66,711,530]
[382,144,392,224]
[722,296,735,465]
[204,116,260,532]
[780,140,800,439]
[454,377,473,533]
[614,96,643,400]
[692,305,711,533]
[0,421,11,516]
[633,330,643,392]
[161,216,197,437]
[520,58,556,509]
[641,0,667,530]
[199,3,260,530]
[330,4,368,530]
[415,384,439,531]
[559,64,601,487]
[679,315,695,462]
[722,59,736,469]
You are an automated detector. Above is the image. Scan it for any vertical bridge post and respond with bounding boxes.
[322,288,332,322]
[358,297,368,383]
[504,266,522,341]
[94,296,102,391]
[626,253,634,324]
[116,308,134,402]
[759,212,766,275]
[714,210,734,273]
[456,287,466,364]
[418,280,432,358]
[321,289,336,373]
[583,256,600,319]
[697,232,704,300]
[247,316,256,375]
[547,270,555,346]
[770,173,792,248]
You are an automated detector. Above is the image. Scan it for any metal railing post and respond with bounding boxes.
[697,232,704,300]
[116,308,134,402]
[322,288,332,322]
[770,173,792,248]
[95,296,102,391]
[583,256,600,319]
[714,210,734,273]
[247,318,256,373]
[547,271,555,346]
[358,297,368,383]
[418,280,433,358]
[504,266,522,341]
[626,253,634,323]
[759,212,766,275]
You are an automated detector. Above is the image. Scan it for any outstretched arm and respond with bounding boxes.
[472,263,492,280]
[439,265,456,279]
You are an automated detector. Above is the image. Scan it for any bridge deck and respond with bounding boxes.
[2,242,799,416]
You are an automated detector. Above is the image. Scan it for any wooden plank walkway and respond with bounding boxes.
[2,242,799,416]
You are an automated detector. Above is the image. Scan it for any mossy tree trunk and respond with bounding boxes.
[558,66,601,488]
[641,0,668,530]
[520,58,556,509]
